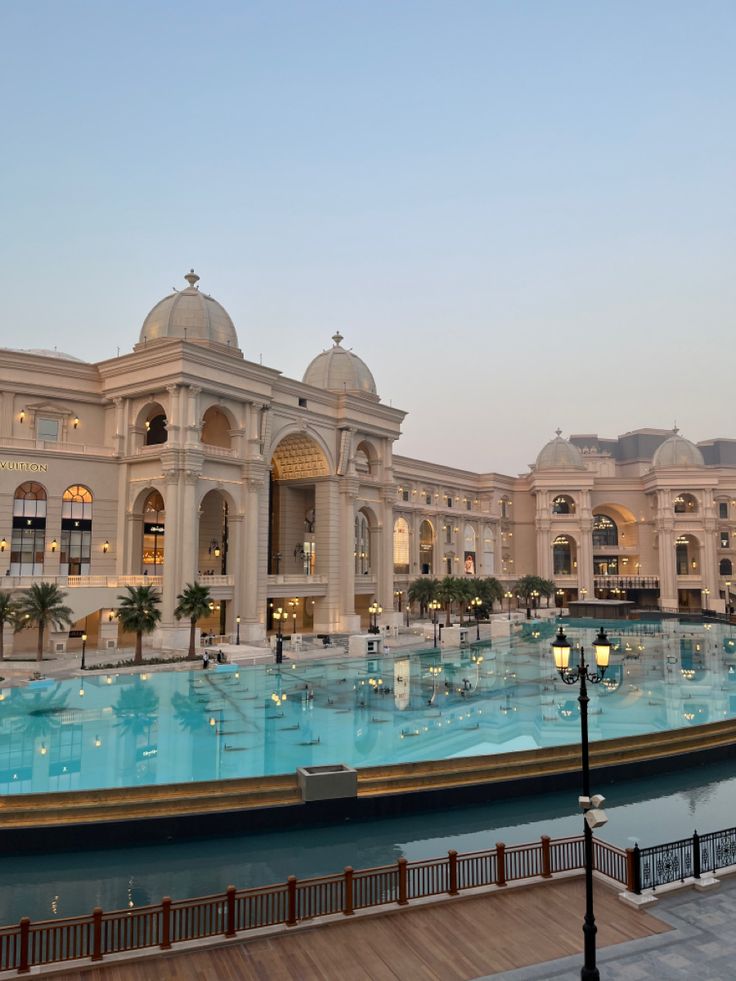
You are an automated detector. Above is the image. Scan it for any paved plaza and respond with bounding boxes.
[492,875,736,981]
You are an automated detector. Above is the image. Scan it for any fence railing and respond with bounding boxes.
[634,825,736,892]
[0,834,631,974]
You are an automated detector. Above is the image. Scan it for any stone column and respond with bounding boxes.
[378,488,395,611]
[239,463,267,642]
[313,477,342,633]
[340,478,360,633]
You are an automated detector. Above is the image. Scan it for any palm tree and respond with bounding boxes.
[0,590,20,661]
[479,576,505,613]
[539,578,556,608]
[407,577,438,618]
[436,576,462,626]
[116,585,162,665]
[175,582,212,659]
[15,583,73,662]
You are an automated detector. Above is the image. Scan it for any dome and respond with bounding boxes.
[138,270,239,349]
[535,431,585,471]
[652,431,705,468]
[302,333,377,398]
[3,348,85,362]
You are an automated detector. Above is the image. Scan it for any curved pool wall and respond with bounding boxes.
[2,618,735,796]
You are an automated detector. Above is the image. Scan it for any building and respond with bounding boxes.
[2,271,735,653]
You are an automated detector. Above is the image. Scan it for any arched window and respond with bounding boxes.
[201,406,232,449]
[355,511,370,575]
[720,558,733,576]
[419,520,434,575]
[674,493,698,514]
[142,490,165,573]
[553,535,574,575]
[10,482,47,575]
[482,524,494,574]
[61,485,93,575]
[463,524,476,575]
[592,514,618,547]
[145,412,167,446]
[393,517,409,575]
[552,495,576,515]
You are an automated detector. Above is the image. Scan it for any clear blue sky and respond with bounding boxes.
[1,1,734,474]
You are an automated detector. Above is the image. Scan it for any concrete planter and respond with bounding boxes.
[297,764,358,802]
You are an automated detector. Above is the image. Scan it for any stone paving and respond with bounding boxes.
[487,875,736,981]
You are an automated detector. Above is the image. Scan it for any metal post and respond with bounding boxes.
[578,653,599,981]
[81,634,87,671]
[236,616,240,645]
[433,611,437,648]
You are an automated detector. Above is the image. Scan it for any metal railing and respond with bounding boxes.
[0,833,631,974]
[4,575,163,589]
[634,824,736,893]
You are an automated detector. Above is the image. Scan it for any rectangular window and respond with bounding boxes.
[446,496,453,508]
[401,489,409,502]
[721,532,730,549]
[425,494,432,505]
[37,417,59,441]
[720,502,729,519]
[445,525,453,544]
[466,500,471,510]
[298,397,307,408]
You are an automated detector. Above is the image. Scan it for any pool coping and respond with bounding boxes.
[3,715,736,853]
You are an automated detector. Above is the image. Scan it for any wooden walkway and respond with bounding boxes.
[45,878,669,980]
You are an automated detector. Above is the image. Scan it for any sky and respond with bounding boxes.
[1,1,734,476]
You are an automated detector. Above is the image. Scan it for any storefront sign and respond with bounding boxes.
[0,460,48,472]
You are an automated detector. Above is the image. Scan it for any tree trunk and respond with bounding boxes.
[0,625,4,660]
[37,623,44,661]
[188,619,196,659]
[134,631,143,665]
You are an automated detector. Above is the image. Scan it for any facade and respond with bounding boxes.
[2,272,736,653]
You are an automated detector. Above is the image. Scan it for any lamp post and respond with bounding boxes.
[80,632,87,671]
[556,588,565,611]
[504,590,513,620]
[428,664,442,702]
[273,607,285,664]
[368,602,382,635]
[470,596,482,641]
[726,581,732,618]
[236,615,241,645]
[702,588,710,614]
[429,599,441,647]
[531,590,540,616]
[551,625,612,981]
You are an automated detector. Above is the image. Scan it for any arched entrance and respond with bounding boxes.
[269,432,329,576]
[141,491,165,574]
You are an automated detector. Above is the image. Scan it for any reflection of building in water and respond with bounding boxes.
[4,272,736,653]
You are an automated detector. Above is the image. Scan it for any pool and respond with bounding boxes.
[2,618,734,794]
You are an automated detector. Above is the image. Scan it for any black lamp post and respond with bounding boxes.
[504,590,513,620]
[368,602,382,635]
[273,607,285,664]
[236,615,241,645]
[470,596,482,641]
[429,600,441,647]
[80,631,87,671]
[551,625,612,981]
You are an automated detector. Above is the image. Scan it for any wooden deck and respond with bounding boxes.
[46,877,669,980]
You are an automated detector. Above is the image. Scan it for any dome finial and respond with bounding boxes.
[332,331,344,347]
[555,427,563,438]
[184,269,200,288]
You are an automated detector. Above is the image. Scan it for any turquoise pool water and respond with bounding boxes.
[2,618,735,794]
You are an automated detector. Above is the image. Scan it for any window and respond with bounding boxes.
[425,493,432,505]
[145,413,167,446]
[445,496,453,508]
[553,536,573,575]
[594,556,619,576]
[298,397,307,408]
[721,532,730,549]
[500,497,511,519]
[401,489,409,502]
[61,486,93,575]
[444,524,453,545]
[419,520,434,575]
[720,502,729,520]
[674,494,697,514]
[354,511,370,575]
[393,517,409,574]
[142,490,165,573]
[466,500,471,511]
[720,559,733,576]
[10,482,47,575]
[592,514,618,548]
[37,417,59,442]
[552,495,575,515]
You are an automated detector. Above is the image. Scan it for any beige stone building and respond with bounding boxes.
[2,271,736,653]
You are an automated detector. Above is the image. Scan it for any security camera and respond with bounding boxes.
[591,794,606,808]
[585,808,608,830]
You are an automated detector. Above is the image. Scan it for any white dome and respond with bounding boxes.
[652,432,705,468]
[302,333,377,398]
[3,348,85,362]
[535,432,585,471]
[138,270,239,349]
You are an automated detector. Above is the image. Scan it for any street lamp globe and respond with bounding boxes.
[551,626,571,672]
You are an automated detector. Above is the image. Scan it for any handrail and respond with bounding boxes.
[4,575,163,589]
[0,833,631,973]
